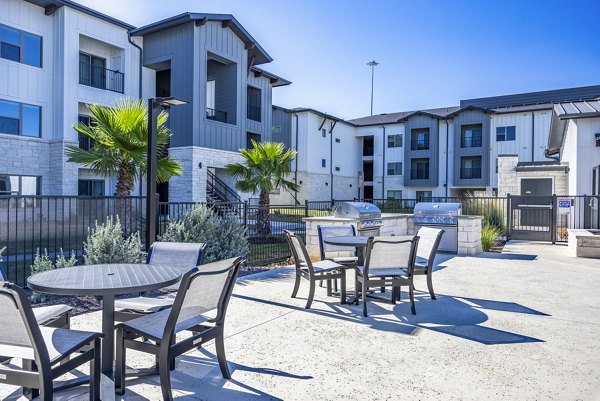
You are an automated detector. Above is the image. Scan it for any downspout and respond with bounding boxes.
[380,124,386,199]
[531,111,535,161]
[329,118,334,202]
[445,118,449,198]
[293,112,299,204]
[128,33,144,196]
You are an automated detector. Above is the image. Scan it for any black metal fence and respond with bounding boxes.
[2,194,598,286]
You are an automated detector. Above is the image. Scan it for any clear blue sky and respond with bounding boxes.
[78,0,600,120]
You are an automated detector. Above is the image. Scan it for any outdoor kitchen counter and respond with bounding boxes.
[303,213,413,259]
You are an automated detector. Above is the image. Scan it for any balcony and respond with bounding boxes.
[410,169,430,180]
[79,61,124,93]
[206,107,228,123]
[461,136,482,148]
[78,133,95,151]
[247,104,261,122]
[411,139,430,150]
[460,167,482,179]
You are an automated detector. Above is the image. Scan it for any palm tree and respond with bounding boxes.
[225,141,298,237]
[66,98,182,196]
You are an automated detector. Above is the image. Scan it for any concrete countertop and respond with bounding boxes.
[457,215,483,220]
[303,213,412,222]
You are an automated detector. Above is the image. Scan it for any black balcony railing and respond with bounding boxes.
[206,107,228,123]
[411,139,430,150]
[410,169,429,180]
[78,133,95,151]
[79,61,124,93]
[461,136,482,148]
[460,167,482,179]
[247,104,261,122]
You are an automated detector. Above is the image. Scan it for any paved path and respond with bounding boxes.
[2,241,600,400]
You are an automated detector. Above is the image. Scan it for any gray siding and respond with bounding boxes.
[246,73,274,142]
[453,110,490,187]
[271,107,292,148]
[207,60,237,125]
[461,85,600,109]
[403,115,439,187]
[142,23,195,148]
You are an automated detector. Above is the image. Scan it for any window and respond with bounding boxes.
[387,162,403,176]
[0,25,42,67]
[496,126,516,141]
[0,175,40,195]
[411,128,430,150]
[77,115,96,150]
[416,191,432,201]
[461,124,482,148]
[387,134,403,148]
[321,159,326,168]
[321,129,326,138]
[247,86,261,122]
[78,179,104,196]
[387,190,402,200]
[460,156,482,179]
[410,158,429,180]
[79,52,106,90]
[247,132,260,149]
[0,99,41,137]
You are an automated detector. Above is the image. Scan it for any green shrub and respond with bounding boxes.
[30,248,76,303]
[160,204,248,263]
[483,206,506,234]
[481,224,502,252]
[83,216,145,265]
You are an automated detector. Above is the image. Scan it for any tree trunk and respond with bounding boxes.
[256,190,271,237]
[116,161,134,196]
[115,161,135,235]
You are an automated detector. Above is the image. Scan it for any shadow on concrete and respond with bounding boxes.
[477,252,538,261]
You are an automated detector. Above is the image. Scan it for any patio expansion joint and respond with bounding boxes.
[224,309,299,340]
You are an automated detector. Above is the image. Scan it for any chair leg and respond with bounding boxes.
[409,283,416,315]
[326,279,332,296]
[380,286,385,293]
[339,272,347,304]
[427,273,436,300]
[334,279,338,292]
[170,333,176,371]
[159,349,174,401]
[115,328,126,395]
[38,373,53,401]
[291,271,301,298]
[362,281,369,317]
[22,360,39,400]
[305,279,315,309]
[215,329,231,379]
[90,338,101,401]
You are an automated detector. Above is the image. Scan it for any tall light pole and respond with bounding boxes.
[367,60,379,116]
[146,96,188,251]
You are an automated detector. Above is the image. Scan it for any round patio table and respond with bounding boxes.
[28,263,181,377]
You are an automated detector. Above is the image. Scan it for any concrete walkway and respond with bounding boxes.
[2,241,600,400]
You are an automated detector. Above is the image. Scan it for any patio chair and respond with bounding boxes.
[413,227,445,300]
[115,257,243,401]
[1,262,71,329]
[356,236,419,317]
[284,230,346,308]
[317,224,357,291]
[114,241,206,322]
[0,282,102,401]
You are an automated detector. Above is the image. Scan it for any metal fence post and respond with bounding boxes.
[506,193,511,241]
[304,200,309,217]
[243,200,248,228]
[551,194,557,244]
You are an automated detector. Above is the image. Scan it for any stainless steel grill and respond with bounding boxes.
[414,202,461,252]
[336,202,383,236]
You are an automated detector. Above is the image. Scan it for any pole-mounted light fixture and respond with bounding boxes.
[146,96,188,250]
[367,60,379,116]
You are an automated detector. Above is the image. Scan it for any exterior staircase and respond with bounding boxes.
[207,170,242,215]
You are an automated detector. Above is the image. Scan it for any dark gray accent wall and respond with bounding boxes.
[207,59,237,125]
[461,85,600,109]
[271,107,292,149]
[453,110,490,187]
[403,115,439,187]
[142,23,195,148]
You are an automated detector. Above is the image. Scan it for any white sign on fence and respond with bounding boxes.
[558,197,571,214]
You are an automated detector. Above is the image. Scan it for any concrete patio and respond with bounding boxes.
[2,241,600,401]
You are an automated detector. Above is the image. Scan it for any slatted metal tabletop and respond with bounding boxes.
[28,263,182,378]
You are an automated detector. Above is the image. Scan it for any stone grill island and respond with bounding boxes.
[303,212,482,259]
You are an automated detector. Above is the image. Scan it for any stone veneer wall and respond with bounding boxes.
[498,155,568,196]
[568,229,600,258]
[269,172,359,204]
[457,216,483,255]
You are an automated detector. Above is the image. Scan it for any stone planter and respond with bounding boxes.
[568,229,600,258]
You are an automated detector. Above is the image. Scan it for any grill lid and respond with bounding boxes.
[414,202,462,217]
[335,202,382,220]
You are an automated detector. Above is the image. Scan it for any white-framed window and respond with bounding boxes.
[0,99,41,137]
[0,174,40,195]
[387,134,403,148]
[78,179,104,196]
[386,162,403,176]
[496,126,516,141]
[387,190,402,200]
[0,24,42,67]
[416,191,432,201]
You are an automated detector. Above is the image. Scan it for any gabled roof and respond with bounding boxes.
[24,0,135,29]
[348,106,458,126]
[251,67,291,87]
[546,99,600,156]
[397,107,460,122]
[445,105,493,118]
[130,13,272,65]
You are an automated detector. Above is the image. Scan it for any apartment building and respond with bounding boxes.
[0,0,289,202]
[273,85,600,203]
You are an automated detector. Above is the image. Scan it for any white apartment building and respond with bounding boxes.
[0,0,289,202]
[273,85,600,203]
